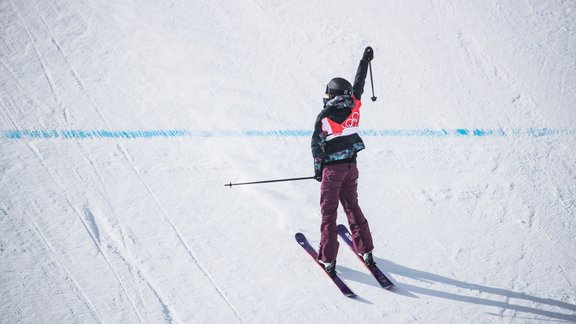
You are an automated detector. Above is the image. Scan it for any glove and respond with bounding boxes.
[314,169,322,182]
[362,46,374,62]
[314,159,323,182]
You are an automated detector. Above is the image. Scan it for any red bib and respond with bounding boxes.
[321,97,362,141]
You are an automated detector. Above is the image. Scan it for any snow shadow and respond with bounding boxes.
[345,259,576,322]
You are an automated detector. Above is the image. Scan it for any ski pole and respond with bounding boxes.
[369,61,377,102]
[225,176,315,188]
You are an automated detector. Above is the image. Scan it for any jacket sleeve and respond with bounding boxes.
[311,112,326,173]
[352,59,369,100]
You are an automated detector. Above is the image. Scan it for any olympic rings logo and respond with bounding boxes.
[344,112,360,128]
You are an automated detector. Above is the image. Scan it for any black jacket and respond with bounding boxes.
[311,59,370,174]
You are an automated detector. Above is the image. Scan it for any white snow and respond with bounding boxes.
[1,0,575,323]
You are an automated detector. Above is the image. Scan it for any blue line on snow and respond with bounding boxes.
[1,128,575,140]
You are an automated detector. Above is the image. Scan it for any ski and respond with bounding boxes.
[336,224,395,289]
[295,233,356,298]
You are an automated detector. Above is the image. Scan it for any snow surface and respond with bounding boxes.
[1,0,576,323]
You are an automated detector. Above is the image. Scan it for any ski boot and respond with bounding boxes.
[318,260,337,276]
[362,251,376,267]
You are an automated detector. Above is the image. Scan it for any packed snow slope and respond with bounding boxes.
[1,0,575,323]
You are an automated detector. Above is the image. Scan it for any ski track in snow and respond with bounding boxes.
[26,0,110,129]
[29,220,104,323]
[25,139,185,323]
[115,143,246,324]
[56,4,236,317]
[7,0,61,117]
[38,0,247,312]
[27,142,146,323]
[2,1,244,321]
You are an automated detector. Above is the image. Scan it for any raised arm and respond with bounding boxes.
[352,46,374,100]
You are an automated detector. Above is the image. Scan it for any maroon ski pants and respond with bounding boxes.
[318,162,374,263]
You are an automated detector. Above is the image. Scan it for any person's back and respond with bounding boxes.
[311,47,376,276]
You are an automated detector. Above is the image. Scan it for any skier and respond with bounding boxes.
[311,46,375,276]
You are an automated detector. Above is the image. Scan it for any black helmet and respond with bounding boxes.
[325,77,352,96]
